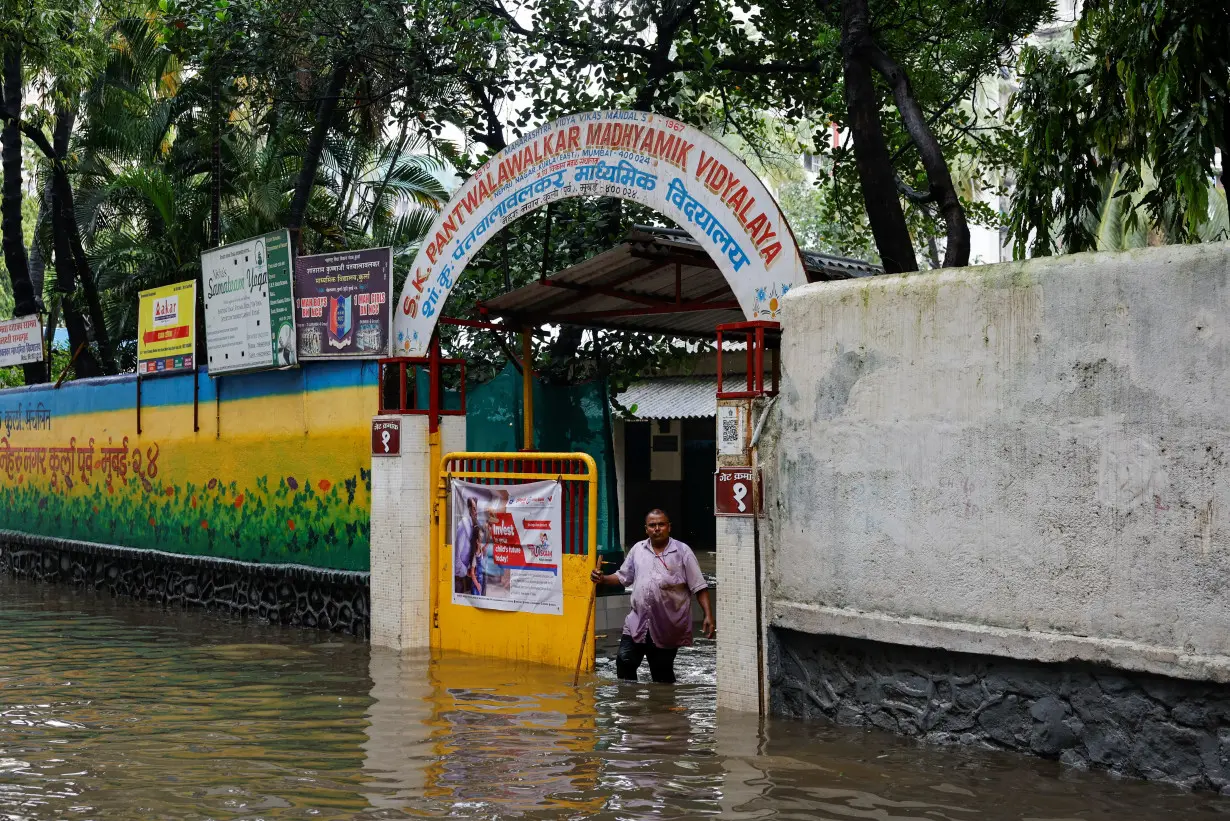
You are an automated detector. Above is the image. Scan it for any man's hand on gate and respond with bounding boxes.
[590,568,605,584]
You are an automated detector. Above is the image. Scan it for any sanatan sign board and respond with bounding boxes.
[201,230,297,375]
[393,110,806,355]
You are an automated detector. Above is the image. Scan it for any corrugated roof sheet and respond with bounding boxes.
[477,226,881,339]
[615,377,719,419]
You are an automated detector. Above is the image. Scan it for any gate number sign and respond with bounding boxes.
[372,419,401,456]
[715,466,763,516]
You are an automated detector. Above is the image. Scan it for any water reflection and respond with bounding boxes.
[2,577,1230,820]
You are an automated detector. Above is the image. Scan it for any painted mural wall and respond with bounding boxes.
[0,362,377,571]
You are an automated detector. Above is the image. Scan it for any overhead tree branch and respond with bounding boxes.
[839,0,917,272]
[865,39,970,267]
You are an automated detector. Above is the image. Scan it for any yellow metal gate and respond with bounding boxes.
[433,452,599,672]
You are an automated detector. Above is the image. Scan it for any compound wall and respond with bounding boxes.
[763,243,1230,786]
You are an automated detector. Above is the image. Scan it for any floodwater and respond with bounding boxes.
[2,579,1229,820]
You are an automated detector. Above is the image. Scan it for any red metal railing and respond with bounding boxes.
[441,453,596,555]
[716,320,780,399]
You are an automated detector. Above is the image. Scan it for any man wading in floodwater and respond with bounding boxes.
[591,509,714,684]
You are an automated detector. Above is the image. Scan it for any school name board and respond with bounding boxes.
[137,280,196,375]
[394,109,806,355]
[294,247,392,359]
[201,230,297,375]
[0,316,43,368]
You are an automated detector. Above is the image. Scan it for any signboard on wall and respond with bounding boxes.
[393,109,806,355]
[371,419,400,456]
[136,280,196,375]
[294,247,392,359]
[0,315,43,368]
[715,466,763,516]
[451,479,563,615]
[201,230,297,375]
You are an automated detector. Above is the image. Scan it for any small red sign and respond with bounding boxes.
[715,466,763,516]
[372,419,401,456]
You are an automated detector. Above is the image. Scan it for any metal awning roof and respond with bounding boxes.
[476,226,880,339]
[615,377,719,419]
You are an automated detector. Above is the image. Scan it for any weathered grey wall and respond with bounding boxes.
[767,243,1230,683]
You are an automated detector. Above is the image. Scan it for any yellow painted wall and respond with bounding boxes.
[0,362,377,570]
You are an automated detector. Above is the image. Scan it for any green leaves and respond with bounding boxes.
[1006,0,1229,256]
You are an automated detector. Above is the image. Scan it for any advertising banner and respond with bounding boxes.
[136,280,196,375]
[201,230,296,375]
[393,109,806,355]
[451,479,563,615]
[0,315,43,368]
[294,247,392,359]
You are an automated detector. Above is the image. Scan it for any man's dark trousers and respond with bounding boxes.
[616,635,678,683]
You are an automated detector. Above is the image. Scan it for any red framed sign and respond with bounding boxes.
[715,466,763,516]
[372,419,401,456]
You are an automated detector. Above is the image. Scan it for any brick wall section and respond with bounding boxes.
[771,629,1230,792]
[0,531,368,634]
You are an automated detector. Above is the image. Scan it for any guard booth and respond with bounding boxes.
[366,109,878,712]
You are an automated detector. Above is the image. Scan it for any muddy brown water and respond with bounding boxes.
[2,577,1228,820]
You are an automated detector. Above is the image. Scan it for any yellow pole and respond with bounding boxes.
[522,329,534,450]
[428,428,442,646]
[573,460,600,685]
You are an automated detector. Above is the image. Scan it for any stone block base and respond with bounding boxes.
[770,628,1230,791]
[0,531,369,635]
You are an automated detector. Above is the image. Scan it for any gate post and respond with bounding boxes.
[370,414,433,650]
[714,322,778,714]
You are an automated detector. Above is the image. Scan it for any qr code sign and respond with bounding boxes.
[718,406,744,455]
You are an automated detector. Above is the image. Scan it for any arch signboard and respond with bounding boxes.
[393,110,806,355]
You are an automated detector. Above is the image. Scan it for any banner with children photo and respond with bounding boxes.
[450,479,564,615]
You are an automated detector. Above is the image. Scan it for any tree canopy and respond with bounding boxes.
[1006,0,1229,255]
[1,0,1226,387]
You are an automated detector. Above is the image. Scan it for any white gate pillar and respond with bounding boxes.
[715,395,769,713]
[369,414,467,651]
[370,414,431,650]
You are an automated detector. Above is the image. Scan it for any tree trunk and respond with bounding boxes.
[866,44,970,267]
[51,104,117,374]
[288,59,351,254]
[50,181,101,379]
[29,177,52,297]
[839,0,917,273]
[1221,95,1228,193]
[42,294,58,382]
[1,45,47,384]
[210,75,222,248]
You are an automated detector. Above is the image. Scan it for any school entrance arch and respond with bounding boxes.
[377,110,820,715]
[392,110,807,352]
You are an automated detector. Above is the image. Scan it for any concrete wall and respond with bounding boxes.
[767,242,1230,683]
[0,362,376,570]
